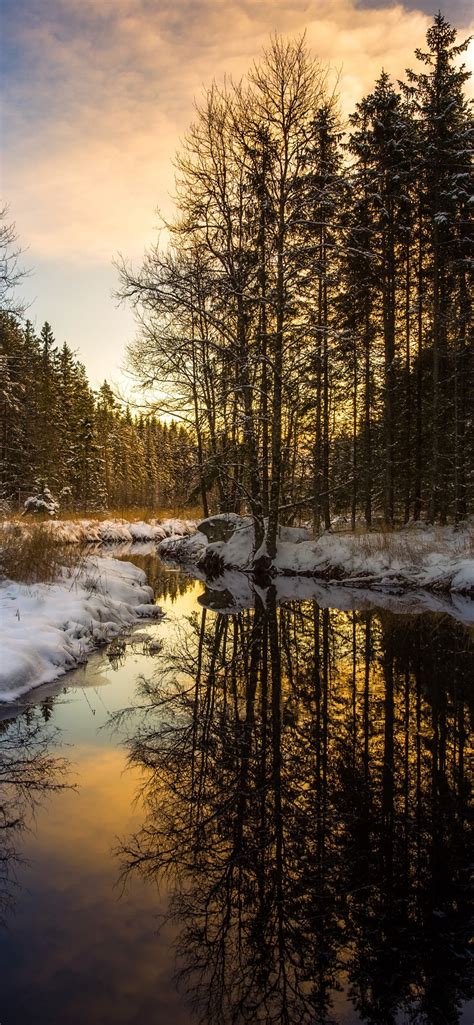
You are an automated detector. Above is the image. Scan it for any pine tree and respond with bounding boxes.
[404,14,472,522]
[348,72,414,524]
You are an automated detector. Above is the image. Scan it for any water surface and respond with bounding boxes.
[0,551,472,1025]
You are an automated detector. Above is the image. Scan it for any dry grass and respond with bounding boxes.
[8,504,203,525]
[0,523,85,584]
[354,524,474,566]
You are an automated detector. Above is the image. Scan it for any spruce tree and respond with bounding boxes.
[404,14,472,522]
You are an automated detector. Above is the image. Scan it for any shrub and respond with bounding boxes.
[23,482,59,517]
[0,524,83,584]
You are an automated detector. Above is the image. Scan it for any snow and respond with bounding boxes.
[2,516,472,703]
[2,517,197,546]
[279,525,312,543]
[208,516,255,570]
[197,512,242,535]
[158,530,208,563]
[273,528,474,595]
[24,485,59,517]
[196,517,312,572]
[450,559,474,593]
[0,556,162,702]
[158,516,474,597]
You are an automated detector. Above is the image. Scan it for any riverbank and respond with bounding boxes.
[1,516,197,546]
[0,556,161,702]
[0,517,198,702]
[2,516,473,703]
[159,516,474,596]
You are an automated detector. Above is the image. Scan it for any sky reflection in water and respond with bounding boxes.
[0,555,472,1025]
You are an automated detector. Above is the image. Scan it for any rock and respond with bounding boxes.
[197,513,241,543]
[197,544,225,579]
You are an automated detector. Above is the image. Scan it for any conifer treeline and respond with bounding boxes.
[0,313,196,511]
[120,14,472,544]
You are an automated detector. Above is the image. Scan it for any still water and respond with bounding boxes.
[0,551,472,1025]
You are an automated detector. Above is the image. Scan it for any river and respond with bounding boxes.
[0,549,472,1025]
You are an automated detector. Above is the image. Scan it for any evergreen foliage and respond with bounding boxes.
[1,15,471,530]
[119,15,472,533]
[0,312,196,513]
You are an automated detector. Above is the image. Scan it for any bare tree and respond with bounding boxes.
[0,205,28,317]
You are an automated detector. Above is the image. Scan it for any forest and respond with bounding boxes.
[0,313,196,512]
[117,14,472,549]
[0,14,472,540]
[0,9,473,1025]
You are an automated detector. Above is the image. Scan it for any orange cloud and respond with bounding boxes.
[3,1,473,264]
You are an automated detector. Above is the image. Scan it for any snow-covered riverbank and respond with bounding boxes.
[0,556,162,702]
[2,517,197,545]
[2,516,473,702]
[158,516,474,596]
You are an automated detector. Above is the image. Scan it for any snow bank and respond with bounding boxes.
[274,529,474,594]
[184,518,312,573]
[158,516,474,597]
[158,530,208,564]
[201,517,255,570]
[1,517,196,546]
[0,556,162,702]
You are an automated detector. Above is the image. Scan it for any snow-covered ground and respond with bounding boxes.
[158,515,474,596]
[0,517,197,702]
[2,517,197,545]
[2,515,472,703]
[0,556,162,702]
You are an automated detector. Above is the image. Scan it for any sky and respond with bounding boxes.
[1,0,473,391]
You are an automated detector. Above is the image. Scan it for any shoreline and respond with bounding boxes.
[0,555,162,704]
[158,517,474,598]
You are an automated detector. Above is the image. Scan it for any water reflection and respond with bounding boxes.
[116,549,196,604]
[0,708,69,924]
[119,590,473,1025]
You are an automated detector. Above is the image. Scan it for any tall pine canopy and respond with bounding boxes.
[2,15,472,526]
[0,312,197,513]
[119,15,472,532]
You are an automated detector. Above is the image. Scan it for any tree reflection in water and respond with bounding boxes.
[121,551,195,604]
[0,705,69,925]
[118,589,473,1025]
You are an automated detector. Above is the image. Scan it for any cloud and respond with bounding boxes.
[2,1,473,261]
[2,0,471,387]
[356,0,473,27]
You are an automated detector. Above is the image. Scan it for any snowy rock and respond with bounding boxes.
[205,517,255,572]
[158,531,208,563]
[197,513,242,542]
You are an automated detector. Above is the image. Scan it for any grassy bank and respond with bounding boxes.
[0,523,86,584]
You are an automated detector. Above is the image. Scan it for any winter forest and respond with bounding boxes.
[117,14,473,550]
[1,9,473,1025]
[0,316,195,512]
[2,14,472,539]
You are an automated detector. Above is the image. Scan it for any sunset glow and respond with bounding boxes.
[3,0,472,384]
